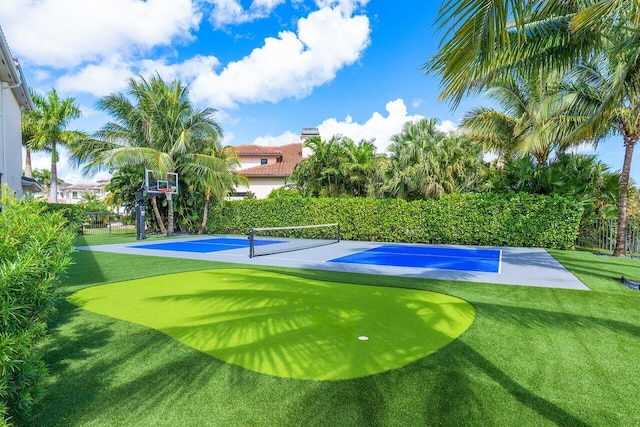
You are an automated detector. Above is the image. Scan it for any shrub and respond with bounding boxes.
[0,188,74,425]
[40,203,86,235]
[208,193,582,249]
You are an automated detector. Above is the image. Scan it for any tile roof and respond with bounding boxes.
[234,144,283,156]
[237,143,303,177]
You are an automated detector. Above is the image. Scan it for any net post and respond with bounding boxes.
[337,223,340,242]
[248,228,255,258]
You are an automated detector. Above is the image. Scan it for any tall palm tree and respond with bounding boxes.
[74,74,227,236]
[29,89,85,202]
[21,101,44,179]
[184,143,245,235]
[426,0,640,256]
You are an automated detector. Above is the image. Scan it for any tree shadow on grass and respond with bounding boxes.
[25,301,230,427]
[284,338,589,426]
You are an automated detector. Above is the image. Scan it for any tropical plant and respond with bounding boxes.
[484,153,623,218]
[426,0,640,256]
[28,89,86,203]
[182,144,244,234]
[20,99,44,179]
[73,74,228,236]
[0,186,74,425]
[461,69,585,166]
[31,168,63,194]
[385,118,483,200]
[79,191,109,212]
[340,138,385,197]
[289,136,384,198]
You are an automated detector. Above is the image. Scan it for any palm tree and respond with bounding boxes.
[426,0,640,256]
[183,144,245,234]
[461,70,580,166]
[21,101,44,178]
[386,118,483,199]
[28,89,85,202]
[74,74,227,236]
[339,138,385,197]
[289,136,347,197]
[32,168,63,194]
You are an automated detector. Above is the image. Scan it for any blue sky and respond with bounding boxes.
[2,0,637,184]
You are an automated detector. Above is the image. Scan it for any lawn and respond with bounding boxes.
[22,236,640,426]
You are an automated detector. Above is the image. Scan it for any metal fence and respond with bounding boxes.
[576,218,640,255]
[83,212,136,235]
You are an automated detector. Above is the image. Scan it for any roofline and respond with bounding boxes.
[0,26,34,110]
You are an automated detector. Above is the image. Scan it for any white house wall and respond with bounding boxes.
[236,177,286,199]
[0,82,23,197]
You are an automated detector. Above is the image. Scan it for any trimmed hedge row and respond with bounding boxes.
[208,193,583,249]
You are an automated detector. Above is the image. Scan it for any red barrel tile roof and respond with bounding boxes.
[237,143,303,177]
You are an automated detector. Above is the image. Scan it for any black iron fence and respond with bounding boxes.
[576,218,640,255]
[83,212,136,235]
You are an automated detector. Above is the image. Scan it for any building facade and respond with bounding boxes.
[232,143,304,199]
[0,26,33,198]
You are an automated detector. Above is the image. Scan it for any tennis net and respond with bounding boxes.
[249,223,340,257]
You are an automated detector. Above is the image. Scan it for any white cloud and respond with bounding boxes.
[44,3,370,111]
[436,120,458,134]
[207,0,287,28]
[56,55,134,96]
[315,0,369,16]
[2,0,200,67]
[252,131,300,146]
[567,141,597,154]
[411,98,424,108]
[191,5,370,108]
[27,147,112,184]
[139,55,221,82]
[317,99,424,153]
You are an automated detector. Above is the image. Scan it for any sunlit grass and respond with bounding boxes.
[24,244,640,426]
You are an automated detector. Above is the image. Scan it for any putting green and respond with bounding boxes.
[68,268,475,380]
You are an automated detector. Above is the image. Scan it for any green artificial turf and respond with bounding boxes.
[22,242,640,426]
[67,269,475,380]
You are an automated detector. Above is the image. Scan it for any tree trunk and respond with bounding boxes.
[167,192,174,236]
[24,149,33,178]
[613,132,637,257]
[150,197,168,235]
[198,191,211,235]
[48,144,58,203]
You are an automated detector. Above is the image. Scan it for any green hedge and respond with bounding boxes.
[39,203,87,235]
[0,190,75,425]
[208,193,583,249]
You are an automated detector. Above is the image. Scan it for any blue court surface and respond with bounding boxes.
[77,236,588,289]
[328,245,501,273]
[132,237,282,253]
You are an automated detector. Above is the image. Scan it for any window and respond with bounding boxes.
[260,158,268,165]
[72,191,78,199]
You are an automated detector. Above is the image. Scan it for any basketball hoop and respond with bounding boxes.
[160,187,172,194]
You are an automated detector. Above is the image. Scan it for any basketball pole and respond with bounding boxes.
[136,188,159,240]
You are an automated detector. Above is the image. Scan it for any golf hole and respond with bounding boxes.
[358,336,370,341]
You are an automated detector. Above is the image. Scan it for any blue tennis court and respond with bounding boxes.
[328,244,501,273]
[133,237,282,253]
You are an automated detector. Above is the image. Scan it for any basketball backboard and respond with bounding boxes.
[145,170,179,195]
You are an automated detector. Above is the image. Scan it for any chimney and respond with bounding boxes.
[301,127,320,141]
